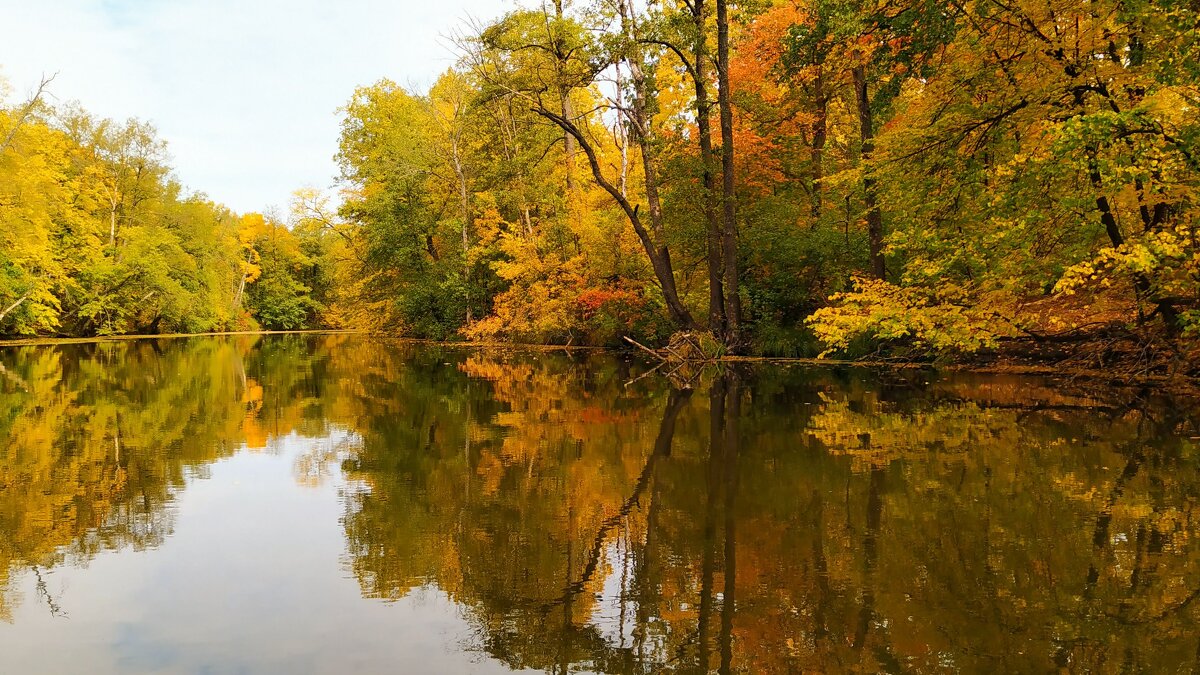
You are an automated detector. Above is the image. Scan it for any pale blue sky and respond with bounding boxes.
[0,0,513,214]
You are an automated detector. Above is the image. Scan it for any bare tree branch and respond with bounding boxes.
[0,73,57,155]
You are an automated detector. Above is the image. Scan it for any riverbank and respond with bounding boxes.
[3,328,1196,397]
[0,329,361,348]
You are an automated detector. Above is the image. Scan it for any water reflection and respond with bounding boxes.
[1,335,1199,673]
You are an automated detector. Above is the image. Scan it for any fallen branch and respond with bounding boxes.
[623,335,665,361]
[0,292,31,325]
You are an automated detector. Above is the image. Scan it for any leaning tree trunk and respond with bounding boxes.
[613,0,697,330]
[533,107,696,329]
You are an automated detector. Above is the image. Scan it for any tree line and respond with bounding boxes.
[4,0,1199,357]
[0,78,331,336]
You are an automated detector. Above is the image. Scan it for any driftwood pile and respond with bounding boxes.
[623,331,725,388]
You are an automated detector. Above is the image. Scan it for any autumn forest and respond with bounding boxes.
[7,2,1200,669]
[3,0,1199,366]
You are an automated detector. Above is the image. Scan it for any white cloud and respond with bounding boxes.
[0,0,514,214]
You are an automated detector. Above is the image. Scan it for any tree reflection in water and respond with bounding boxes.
[1,335,1199,672]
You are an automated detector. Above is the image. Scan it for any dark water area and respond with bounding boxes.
[1,334,1198,673]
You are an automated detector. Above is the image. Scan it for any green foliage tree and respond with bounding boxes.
[0,82,326,338]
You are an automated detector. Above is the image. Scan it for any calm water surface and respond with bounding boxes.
[1,334,1198,673]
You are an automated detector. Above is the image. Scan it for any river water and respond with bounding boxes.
[0,334,1197,673]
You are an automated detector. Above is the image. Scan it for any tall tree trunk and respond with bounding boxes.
[562,92,576,196]
[621,5,666,240]
[853,66,886,280]
[692,0,726,336]
[717,0,742,348]
[811,67,827,220]
[613,62,630,198]
[553,0,577,197]
[109,193,119,248]
[452,133,472,324]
